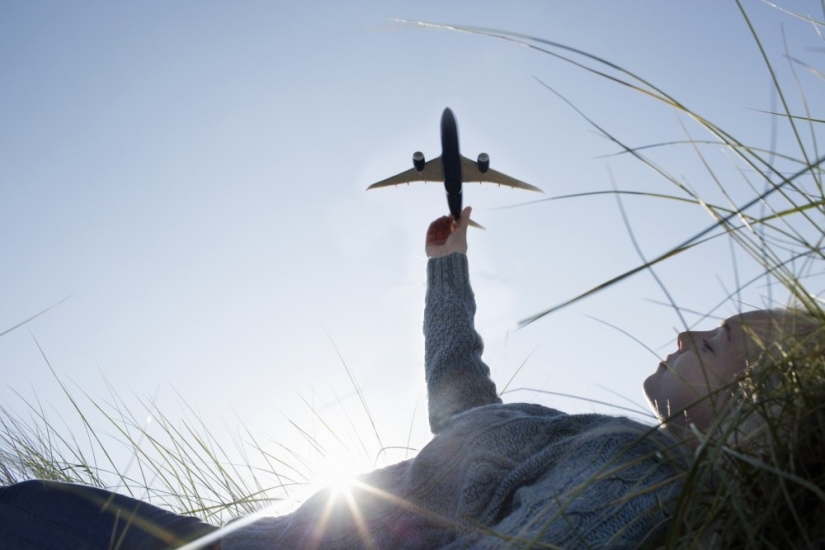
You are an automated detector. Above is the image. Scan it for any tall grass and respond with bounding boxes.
[424,5,825,327]
[3,1,825,548]
[0,349,395,526]
[0,372,295,524]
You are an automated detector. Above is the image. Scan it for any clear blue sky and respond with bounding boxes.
[2,1,823,497]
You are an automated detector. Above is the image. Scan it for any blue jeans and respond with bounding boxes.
[0,480,220,549]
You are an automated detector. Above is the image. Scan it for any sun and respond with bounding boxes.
[314,454,364,495]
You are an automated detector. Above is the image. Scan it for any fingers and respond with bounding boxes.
[426,215,452,237]
[426,215,453,248]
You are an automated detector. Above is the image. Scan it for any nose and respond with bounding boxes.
[677,331,697,351]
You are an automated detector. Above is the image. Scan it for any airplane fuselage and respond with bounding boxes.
[439,108,464,220]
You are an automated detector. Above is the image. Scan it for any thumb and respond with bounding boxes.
[456,206,472,232]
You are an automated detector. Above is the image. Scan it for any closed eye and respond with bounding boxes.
[703,339,714,353]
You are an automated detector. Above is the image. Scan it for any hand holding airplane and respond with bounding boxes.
[367,108,543,227]
[425,206,472,258]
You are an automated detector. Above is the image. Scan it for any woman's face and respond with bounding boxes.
[643,310,772,431]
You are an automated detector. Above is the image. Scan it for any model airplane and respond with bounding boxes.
[366,107,543,227]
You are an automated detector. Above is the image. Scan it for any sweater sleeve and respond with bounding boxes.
[425,253,502,434]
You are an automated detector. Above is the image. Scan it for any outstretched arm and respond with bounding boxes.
[424,207,502,434]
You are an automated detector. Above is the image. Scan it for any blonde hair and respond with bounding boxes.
[667,307,825,548]
[727,308,825,447]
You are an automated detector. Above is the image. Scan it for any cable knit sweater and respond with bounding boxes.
[223,253,683,549]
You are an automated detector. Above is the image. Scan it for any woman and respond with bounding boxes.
[0,207,817,548]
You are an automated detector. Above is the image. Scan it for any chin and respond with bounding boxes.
[642,373,656,400]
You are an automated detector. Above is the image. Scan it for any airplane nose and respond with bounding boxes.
[441,107,456,128]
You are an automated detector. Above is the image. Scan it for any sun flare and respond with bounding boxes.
[314,455,365,495]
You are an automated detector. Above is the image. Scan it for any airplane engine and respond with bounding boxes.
[413,151,426,172]
[477,153,490,173]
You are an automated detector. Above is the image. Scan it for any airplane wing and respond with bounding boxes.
[460,156,543,193]
[366,156,444,189]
